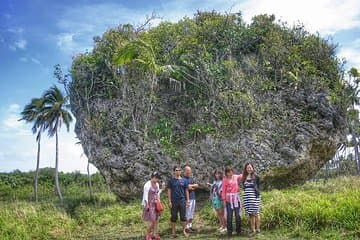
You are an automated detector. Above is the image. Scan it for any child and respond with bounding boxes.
[208,169,226,233]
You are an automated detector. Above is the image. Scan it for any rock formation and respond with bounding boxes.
[70,12,348,199]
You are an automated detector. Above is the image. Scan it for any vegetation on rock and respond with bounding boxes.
[70,11,351,198]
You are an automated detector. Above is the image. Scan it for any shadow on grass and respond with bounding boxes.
[55,195,117,217]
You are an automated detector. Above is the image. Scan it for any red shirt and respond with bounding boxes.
[221,174,243,202]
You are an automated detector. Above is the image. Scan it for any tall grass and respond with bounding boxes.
[0,172,359,239]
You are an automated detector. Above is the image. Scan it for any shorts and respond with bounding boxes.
[171,201,186,222]
[186,199,196,220]
[212,196,224,209]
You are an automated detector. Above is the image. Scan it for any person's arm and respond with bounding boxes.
[142,182,150,208]
[221,179,227,201]
[167,188,172,208]
[256,175,260,189]
[237,174,243,182]
[189,178,199,190]
[158,181,165,197]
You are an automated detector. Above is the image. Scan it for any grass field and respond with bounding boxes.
[0,171,359,239]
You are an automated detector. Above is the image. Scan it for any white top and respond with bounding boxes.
[141,180,162,206]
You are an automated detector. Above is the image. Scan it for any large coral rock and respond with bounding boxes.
[70,13,347,199]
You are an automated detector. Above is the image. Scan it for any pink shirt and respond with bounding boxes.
[221,174,243,202]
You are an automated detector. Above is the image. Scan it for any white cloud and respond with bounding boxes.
[3,114,23,129]
[56,33,79,54]
[30,57,41,65]
[15,39,27,49]
[9,104,20,112]
[233,0,360,35]
[55,3,168,55]
[19,56,42,66]
[338,46,360,69]
[7,27,24,34]
[10,39,27,51]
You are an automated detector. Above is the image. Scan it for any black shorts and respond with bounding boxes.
[170,201,186,222]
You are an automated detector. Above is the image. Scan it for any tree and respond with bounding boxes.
[347,67,360,175]
[19,98,46,202]
[42,86,73,200]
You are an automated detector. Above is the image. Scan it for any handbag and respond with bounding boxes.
[156,200,164,212]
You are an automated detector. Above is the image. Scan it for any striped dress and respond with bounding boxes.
[243,178,260,216]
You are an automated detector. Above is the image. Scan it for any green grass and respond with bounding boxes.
[0,174,359,239]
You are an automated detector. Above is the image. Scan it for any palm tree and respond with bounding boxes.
[42,85,73,200]
[19,98,46,202]
[348,68,360,175]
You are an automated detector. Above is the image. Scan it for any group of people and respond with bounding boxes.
[141,163,261,239]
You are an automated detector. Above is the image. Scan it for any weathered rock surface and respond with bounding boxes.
[71,90,345,199]
[70,13,347,199]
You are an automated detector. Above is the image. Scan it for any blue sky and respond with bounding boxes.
[0,0,360,173]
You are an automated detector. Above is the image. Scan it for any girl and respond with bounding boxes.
[142,172,163,240]
[208,169,226,233]
[242,163,261,236]
[221,166,243,237]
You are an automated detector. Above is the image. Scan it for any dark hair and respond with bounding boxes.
[242,162,255,183]
[151,171,162,180]
[224,166,233,175]
[213,169,223,180]
[242,162,260,197]
[173,165,181,171]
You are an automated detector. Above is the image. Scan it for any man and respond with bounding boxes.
[183,165,199,233]
[167,165,190,238]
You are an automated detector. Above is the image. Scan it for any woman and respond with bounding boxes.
[242,162,261,236]
[142,172,163,240]
[207,169,226,233]
[221,166,243,237]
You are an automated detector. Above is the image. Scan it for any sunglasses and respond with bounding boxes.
[175,169,181,171]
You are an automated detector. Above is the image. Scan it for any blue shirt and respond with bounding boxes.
[167,177,189,203]
[184,176,196,200]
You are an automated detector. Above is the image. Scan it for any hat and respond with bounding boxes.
[151,171,162,180]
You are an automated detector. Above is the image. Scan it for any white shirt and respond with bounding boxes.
[141,180,162,206]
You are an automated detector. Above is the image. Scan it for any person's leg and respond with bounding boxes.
[234,206,241,234]
[186,200,195,231]
[153,219,158,236]
[179,201,188,237]
[226,203,233,236]
[250,216,256,233]
[219,208,226,229]
[255,215,261,232]
[146,221,155,239]
[215,209,222,228]
[170,202,179,236]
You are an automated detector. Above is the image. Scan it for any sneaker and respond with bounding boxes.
[189,227,196,232]
[220,228,227,233]
[185,228,194,233]
[256,229,260,233]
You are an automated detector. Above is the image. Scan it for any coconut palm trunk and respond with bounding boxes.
[54,126,63,200]
[87,161,93,199]
[34,137,41,202]
[354,141,360,176]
